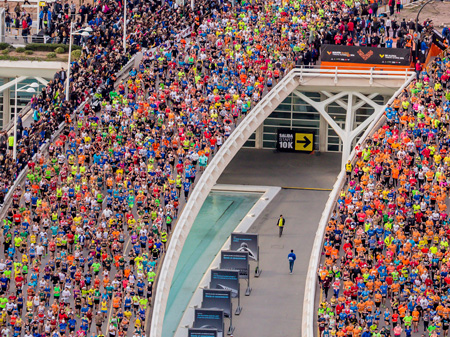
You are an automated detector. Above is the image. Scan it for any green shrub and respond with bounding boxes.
[24,50,34,55]
[25,43,56,52]
[0,43,10,50]
[0,55,18,61]
[15,47,25,53]
[47,52,57,59]
[2,49,9,55]
[71,49,82,60]
[54,47,65,54]
[25,43,81,52]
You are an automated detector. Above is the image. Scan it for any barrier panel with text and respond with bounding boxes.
[193,309,224,336]
[210,269,242,314]
[202,289,234,334]
[220,251,251,296]
[230,233,262,276]
[321,45,411,67]
[188,329,218,337]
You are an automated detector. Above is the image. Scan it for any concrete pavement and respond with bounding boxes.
[218,149,340,188]
[217,149,341,336]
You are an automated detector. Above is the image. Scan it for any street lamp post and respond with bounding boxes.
[65,24,92,101]
[13,79,39,160]
[415,0,434,34]
[66,22,73,102]
[13,79,17,161]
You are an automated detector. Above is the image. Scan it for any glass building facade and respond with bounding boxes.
[0,78,42,129]
[244,90,386,153]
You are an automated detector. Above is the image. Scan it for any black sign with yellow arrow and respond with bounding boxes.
[277,129,314,153]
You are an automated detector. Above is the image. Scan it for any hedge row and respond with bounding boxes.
[0,55,67,62]
[24,43,82,52]
[0,43,82,52]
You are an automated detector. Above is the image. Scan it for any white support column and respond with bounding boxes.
[319,94,328,153]
[254,124,263,149]
[0,9,5,43]
[2,78,10,127]
[340,93,355,167]
[341,138,352,169]
[321,91,347,111]
[344,93,354,135]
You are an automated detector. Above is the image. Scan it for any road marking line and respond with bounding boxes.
[281,186,332,191]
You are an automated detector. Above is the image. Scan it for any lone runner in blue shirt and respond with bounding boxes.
[288,250,296,274]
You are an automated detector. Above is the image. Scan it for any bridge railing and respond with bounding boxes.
[294,65,414,83]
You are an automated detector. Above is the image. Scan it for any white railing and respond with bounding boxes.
[293,66,415,82]
[301,72,416,337]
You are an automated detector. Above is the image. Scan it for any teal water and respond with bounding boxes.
[162,191,261,337]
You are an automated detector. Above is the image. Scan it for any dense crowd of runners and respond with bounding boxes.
[0,0,442,336]
[317,55,450,337]
[0,0,434,206]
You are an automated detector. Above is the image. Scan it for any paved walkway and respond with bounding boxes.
[219,149,340,188]
[217,149,341,337]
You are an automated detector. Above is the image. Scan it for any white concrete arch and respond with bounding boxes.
[150,67,416,337]
[150,70,300,337]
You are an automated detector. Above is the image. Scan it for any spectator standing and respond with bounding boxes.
[14,3,20,19]
[389,0,395,16]
[415,60,422,78]
[21,18,28,43]
[371,2,378,18]
[5,12,11,33]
